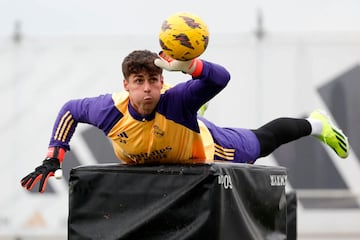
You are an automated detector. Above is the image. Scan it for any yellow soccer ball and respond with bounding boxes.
[159,12,209,61]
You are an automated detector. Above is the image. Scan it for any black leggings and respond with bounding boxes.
[251,118,312,158]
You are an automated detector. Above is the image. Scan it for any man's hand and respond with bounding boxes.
[154,51,203,77]
[21,146,65,193]
[21,158,61,193]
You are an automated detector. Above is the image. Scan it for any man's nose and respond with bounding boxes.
[144,81,151,92]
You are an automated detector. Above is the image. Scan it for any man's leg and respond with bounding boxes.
[252,118,311,158]
[252,111,349,159]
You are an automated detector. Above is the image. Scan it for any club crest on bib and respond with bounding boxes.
[153,125,165,137]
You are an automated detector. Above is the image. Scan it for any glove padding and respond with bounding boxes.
[154,51,203,77]
[21,158,61,193]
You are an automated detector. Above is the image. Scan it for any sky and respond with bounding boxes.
[1,0,360,36]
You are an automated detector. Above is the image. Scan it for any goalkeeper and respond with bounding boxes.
[21,50,349,192]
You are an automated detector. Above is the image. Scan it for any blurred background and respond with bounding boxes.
[1,0,360,239]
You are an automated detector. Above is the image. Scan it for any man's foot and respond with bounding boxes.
[309,110,349,158]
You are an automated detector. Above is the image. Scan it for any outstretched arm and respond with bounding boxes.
[21,94,120,192]
[155,53,230,113]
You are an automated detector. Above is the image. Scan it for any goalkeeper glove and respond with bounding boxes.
[154,51,203,77]
[21,146,65,193]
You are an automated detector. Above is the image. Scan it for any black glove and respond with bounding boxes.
[21,146,65,193]
[21,158,61,193]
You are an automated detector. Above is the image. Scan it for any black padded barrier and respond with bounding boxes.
[68,163,289,240]
[286,191,297,240]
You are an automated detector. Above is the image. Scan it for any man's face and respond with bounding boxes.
[123,72,164,116]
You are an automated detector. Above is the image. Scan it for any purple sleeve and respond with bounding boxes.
[48,94,122,150]
[166,60,230,113]
[158,60,230,131]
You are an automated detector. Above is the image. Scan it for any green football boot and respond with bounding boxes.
[309,110,349,158]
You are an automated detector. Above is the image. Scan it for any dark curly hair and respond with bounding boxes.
[122,50,162,79]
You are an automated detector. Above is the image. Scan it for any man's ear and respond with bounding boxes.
[160,75,164,87]
[123,79,129,91]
